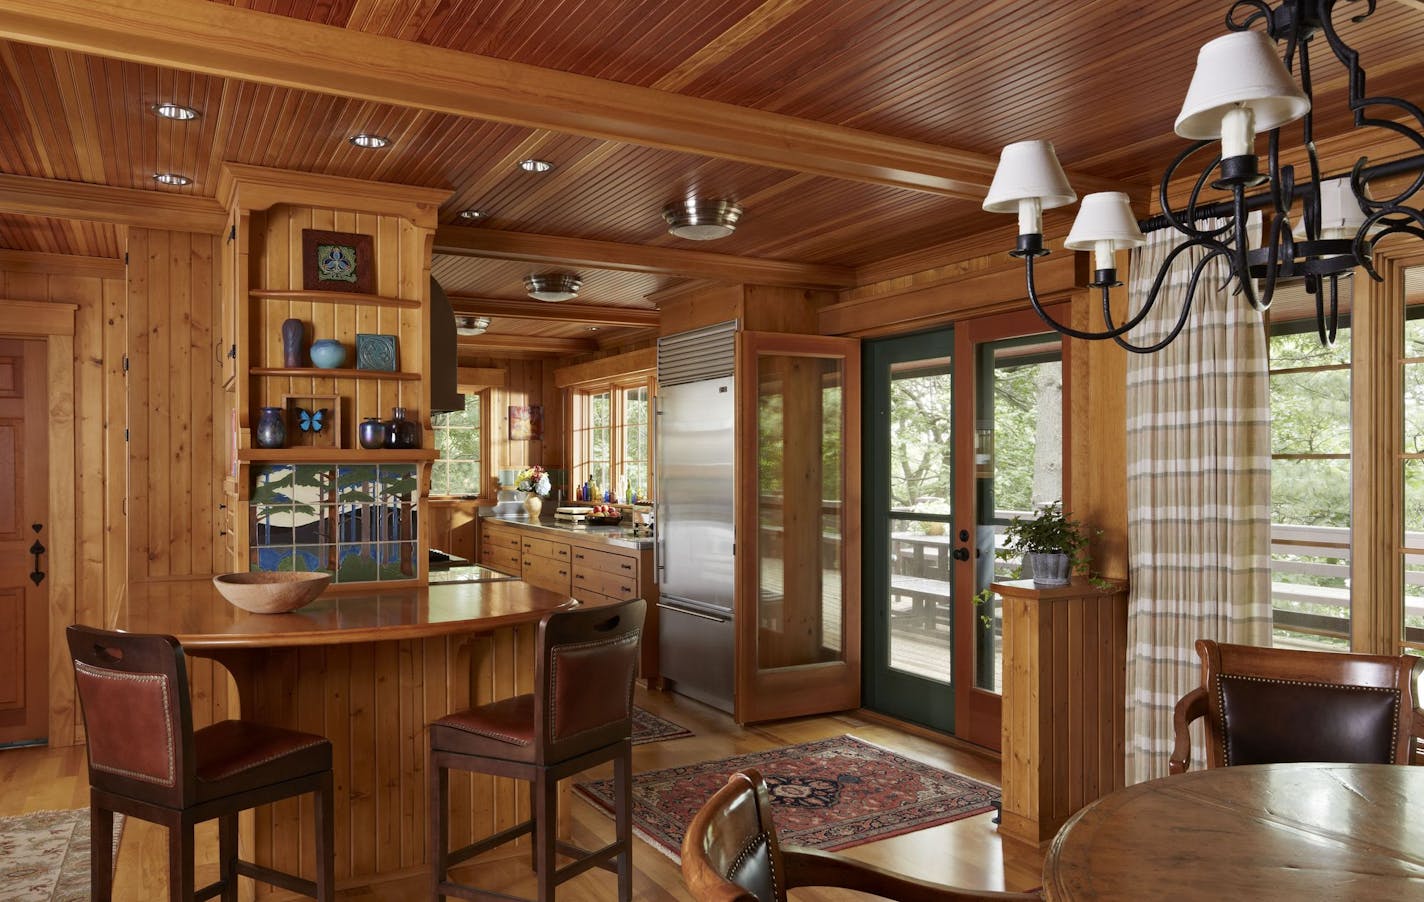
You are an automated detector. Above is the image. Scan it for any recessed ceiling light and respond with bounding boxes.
[587,326,600,332]
[519,158,554,173]
[458,209,485,221]
[152,172,191,186]
[349,133,390,149]
[524,272,582,302]
[455,315,491,336]
[664,198,743,240]
[152,102,199,121]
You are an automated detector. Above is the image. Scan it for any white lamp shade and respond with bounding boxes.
[1064,192,1146,251]
[982,140,1077,213]
[1294,177,1370,240]
[1175,30,1310,140]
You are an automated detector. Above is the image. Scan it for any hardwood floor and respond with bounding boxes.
[0,687,1045,900]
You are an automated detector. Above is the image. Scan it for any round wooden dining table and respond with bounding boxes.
[1042,762,1424,900]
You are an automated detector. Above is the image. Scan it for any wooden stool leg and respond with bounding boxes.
[218,813,238,902]
[89,800,114,902]
[534,770,558,902]
[168,814,195,902]
[529,780,538,871]
[614,743,633,902]
[315,772,335,902]
[429,752,448,901]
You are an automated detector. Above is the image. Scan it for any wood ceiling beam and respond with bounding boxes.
[456,334,598,355]
[0,0,1129,201]
[435,227,855,289]
[0,172,228,234]
[0,248,125,279]
[448,295,660,327]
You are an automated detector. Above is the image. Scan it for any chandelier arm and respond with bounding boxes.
[1226,0,1273,32]
[1021,257,1142,341]
[1159,141,1229,241]
[1109,250,1227,354]
[1316,273,1340,347]
[1229,188,1277,312]
[1347,113,1424,211]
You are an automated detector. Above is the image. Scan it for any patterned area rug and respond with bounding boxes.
[0,809,124,901]
[575,735,998,859]
[631,705,694,746]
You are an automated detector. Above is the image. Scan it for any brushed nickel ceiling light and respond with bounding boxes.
[349,133,390,149]
[152,172,192,186]
[664,198,743,240]
[524,272,582,302]
[458,209,485,221]
[519,158,554,173]
[455,315,491,336]
[152,102,199,120]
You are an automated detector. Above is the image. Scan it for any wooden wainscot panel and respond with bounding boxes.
[995,577,1129,847]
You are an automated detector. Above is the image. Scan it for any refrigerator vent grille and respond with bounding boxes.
[657,320,737,385]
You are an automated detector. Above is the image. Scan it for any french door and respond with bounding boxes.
[863,311,1066,748]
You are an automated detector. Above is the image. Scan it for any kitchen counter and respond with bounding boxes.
[480,509,653,550]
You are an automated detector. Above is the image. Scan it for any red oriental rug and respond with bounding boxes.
[574,735,999,860]
[631,706,694,746]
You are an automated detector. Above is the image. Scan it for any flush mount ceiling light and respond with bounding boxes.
[519,158,554,173]
[458,209,485,221]
[152,102,199,120]
[455,315,491,336]
[152,172,191,186]
[349,133,390,149]
[663,198,743,240]
[524,272,582,302]
[984,0,1424,353]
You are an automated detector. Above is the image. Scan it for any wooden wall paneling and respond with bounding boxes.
[171,231,193,576]
[655,283,745,336]
[125,230,152,582]
[323,642,352,880]
[347,640,378,879]
[1069,273,1130,578]
[45,331,75,746]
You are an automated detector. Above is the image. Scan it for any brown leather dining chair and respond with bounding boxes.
[428,597,645,901]
[682,769,1041,902]
[1170,638,1424,774]
[67,625,335,902]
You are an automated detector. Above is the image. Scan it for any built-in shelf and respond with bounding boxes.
[250,366,421,381]
[239,448,439,463]
[249,288,420,309]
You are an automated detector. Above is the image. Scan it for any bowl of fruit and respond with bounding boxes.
[586,504,623,525]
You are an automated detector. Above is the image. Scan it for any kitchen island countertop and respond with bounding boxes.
[480,509,653,550]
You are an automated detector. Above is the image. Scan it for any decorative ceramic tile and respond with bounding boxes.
[251,465,295,506]
[378,543,417,580]
[292,464,334,506]
[254,547,295,572]
[355,333,398,371]
[336,543,380,583]
[337,465,380,504]
[292,545,335,574]
[379,464,418,498]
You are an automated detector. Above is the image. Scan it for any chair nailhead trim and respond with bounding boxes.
[1215,674,1401,765]
[547,630,641,742]
[75,661,176,788]
[728,831,776,895]
[437,718,531,746]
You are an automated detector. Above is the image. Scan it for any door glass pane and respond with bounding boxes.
[889,359,953,515]
[756,354,845,669]
[975,337,1062,693]
[888,517,952,683]
[1405,269,1424,656]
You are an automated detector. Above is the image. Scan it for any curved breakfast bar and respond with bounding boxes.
[112,576,580,893]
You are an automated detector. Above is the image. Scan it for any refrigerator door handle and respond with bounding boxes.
[656,602,728,624]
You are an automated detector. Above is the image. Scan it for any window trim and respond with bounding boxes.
[567,373,655,502]
[429,389,488,499]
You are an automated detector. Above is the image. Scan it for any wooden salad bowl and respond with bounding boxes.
[212,571,332,614]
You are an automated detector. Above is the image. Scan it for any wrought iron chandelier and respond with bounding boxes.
[984,0,1424,353]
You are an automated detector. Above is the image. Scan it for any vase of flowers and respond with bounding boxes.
[516,465,551,518]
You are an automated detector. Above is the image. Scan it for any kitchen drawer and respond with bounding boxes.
[481,545,520,575]
[572,565,639,601]
[571,546,637,577]
[483,525,522,551]
[520,536,570,562]
[522,554,571,595]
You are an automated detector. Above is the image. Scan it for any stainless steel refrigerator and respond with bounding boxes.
[655,321,737,713]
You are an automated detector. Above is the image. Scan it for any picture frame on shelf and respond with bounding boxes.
[508,404,543,441]
[281,394,342,448]
[355,333,398,371]
[302,229,375,294]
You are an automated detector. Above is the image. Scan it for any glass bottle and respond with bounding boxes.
[384,407,421,449]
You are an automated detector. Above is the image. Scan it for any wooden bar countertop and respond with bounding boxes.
[112,576,577,650]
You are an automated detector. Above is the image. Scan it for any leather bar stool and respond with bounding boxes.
[67,625,335,902]
[428,597,646,902]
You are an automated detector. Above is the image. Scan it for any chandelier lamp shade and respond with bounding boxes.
[986,0,1424,353]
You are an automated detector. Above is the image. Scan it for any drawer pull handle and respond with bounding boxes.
[621,563,633,571]
[620,585,633,594]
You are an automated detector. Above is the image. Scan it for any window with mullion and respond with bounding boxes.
[431,393,482,496]
[571,378,653,501]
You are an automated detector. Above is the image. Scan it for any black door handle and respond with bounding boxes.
[29,523,45,586]
[952,547,970,561]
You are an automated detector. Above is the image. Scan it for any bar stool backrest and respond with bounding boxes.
[66,624,196,807]
[533,598,646,765]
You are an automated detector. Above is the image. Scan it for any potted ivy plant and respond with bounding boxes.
[999,501,1091,587]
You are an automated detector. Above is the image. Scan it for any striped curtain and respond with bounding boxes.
[1124,219,1272,785]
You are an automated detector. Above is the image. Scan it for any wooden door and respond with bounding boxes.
[0,338,49,746]
[734,332,860,723]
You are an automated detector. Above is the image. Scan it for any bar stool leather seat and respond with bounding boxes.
[193,720,332,801]
[429,598,645,902]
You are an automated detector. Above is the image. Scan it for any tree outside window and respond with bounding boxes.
[431,393,482,495]
[572,378,652,501]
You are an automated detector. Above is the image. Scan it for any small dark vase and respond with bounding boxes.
[384,407,421,450]
[358,416,386,450]
[255,406,286,449]
[280,318,304,368]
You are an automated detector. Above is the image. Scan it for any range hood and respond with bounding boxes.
[429,276,465,414]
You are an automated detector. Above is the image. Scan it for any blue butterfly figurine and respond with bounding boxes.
[298,408,327,433]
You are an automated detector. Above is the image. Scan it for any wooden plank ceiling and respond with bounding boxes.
[0,0,1422,342]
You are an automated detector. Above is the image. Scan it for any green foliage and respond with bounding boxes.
[997,501,1092,573]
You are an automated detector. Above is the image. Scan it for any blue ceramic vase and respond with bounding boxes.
[310,338,346,369]
[255,406,286,448]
